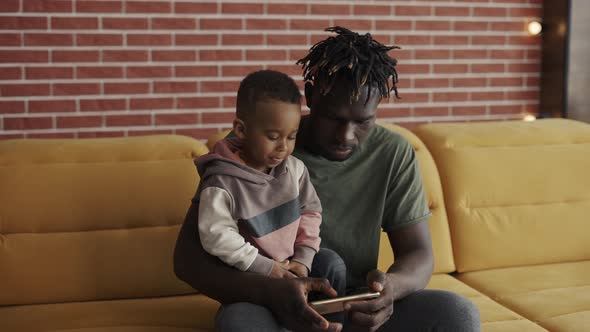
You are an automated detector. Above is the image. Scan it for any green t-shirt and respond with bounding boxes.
[293,124,431,289]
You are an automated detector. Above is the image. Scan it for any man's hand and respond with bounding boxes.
[265,277,343,332]
[288,260,309,278]
[269,260,297,279]
[343,270,395,332]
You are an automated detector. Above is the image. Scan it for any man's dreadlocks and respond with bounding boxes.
[297,26,400,103]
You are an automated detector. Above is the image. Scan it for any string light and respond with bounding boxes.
[527,20,542,35]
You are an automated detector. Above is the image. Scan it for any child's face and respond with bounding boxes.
[238,99,301,173]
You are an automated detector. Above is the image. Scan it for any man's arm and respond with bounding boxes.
[173,203,343,331]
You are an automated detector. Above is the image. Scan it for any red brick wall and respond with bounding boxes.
[0,0,542,140]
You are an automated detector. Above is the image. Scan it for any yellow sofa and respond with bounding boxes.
[0,119,588,331]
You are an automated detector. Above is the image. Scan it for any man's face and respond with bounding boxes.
[305,82,381,161]
[238,99,301,172]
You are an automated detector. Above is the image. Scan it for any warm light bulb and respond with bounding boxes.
[527,21,542,35]
[523,114,537,122]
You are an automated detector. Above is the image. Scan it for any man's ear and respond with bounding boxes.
[233,118,247,139]
[304,82,314,109]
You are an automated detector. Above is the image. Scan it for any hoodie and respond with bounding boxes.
[194,137,322,276]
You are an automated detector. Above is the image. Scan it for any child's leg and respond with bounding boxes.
[308,248,347,324]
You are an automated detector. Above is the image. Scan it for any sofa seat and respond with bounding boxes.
[427,274,547,331]
[457,260,590,332]
[0,294,220,332]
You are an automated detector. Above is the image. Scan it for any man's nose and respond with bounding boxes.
[336,122,355,144]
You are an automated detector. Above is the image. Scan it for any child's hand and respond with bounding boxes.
[287,261,309,278]
[269,260,297,279]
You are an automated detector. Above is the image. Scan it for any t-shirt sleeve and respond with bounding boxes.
[382,139,432,232]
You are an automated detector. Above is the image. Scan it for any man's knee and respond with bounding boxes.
[311,248,346,295]
[216,302,283,332]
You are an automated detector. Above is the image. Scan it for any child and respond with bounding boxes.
[195,70,346,287]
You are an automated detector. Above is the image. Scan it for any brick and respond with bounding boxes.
[174,2,217,14]
[490,105,521,115]
[26,67,73,79]
[396,5,431,16]
[25,33,73,46]
[152,18,196,30]
[52,17,98,29]
[453,49,487,59]
[200,18,242,30]
[0,0,19,12]
[510,7,542,17]
[23,0,72,12]
[155,113,199,125]
[77,33,123,46]
[454,21,488,31]
[27,133,75,139]
[392,35,430,45]
[152,50,196,62]
[0,101,25,114]
[491,49,525,59]
[128,129,173,136]
[310,4,349,15]
[199,50,242,62]
[375,20,413,31]
[415,21,451,31]
[472,64,505,73]
[474,7,507,17]
[0,83,50,96]
[104,82,150,95]
[491,22,525,31]
[127,34,171,46]
[202,112,235,124]
[414,107,449,117]
[128,66,173,78]
[102,18,148,30]
[76,1,122,13]
[266,64,301,76]
[267,3,306,15]
[246,19,287,30]
[4,117,53,130]
[0,33,21,46]
[129,98,173,110]
[80,99,126,112]
[176,128,220,140]
[508,63,541,73]
[78,131,124,138]
[434,35,468,45]
[53,83,100,96]
[334,20,373,32]
[413,78,449,89]
[222,65,264,77]
[267,34,307,46]
[526,77,540,87]
[201,81,240,93]
[126,1,171,13]
[0,67,22,80]
[433,64,468,74]
[491,77,524,87]
[0,16,47,30]
[222,96,236,108]
[415,50,450,59]
[57,115,102,128]
[527,49,541,60]
[472,36,506,45]
[106,114,151,127]
[509,35,541,46]
[435,6,469,16]
[77,66,123,79]
[103,50,148,62]
[221,3,263,14]
[177,97,219,109]
[246,50,287,61]
[52,50,99,62]
[452,106,487,116]
[154,81,198,93]
[175,65,217,77]
[290,19,331,31]
[471,91,505,101]
[0,133,25,139]
[399,64,430,74]
[175,34,217,46]
[393,93,429,103]
[433,92,469,102]
[452,78,487,87]
[354,5,392,16]
[222,34,264,45]
[377,107,411,118]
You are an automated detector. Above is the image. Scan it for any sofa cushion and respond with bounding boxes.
[414,119,590,272]
[427,274,547,332]
[0,294,219,332]
[0,135,208,305]
[457,260,590,332]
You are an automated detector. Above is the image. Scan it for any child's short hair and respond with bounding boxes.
[236,70,302,121]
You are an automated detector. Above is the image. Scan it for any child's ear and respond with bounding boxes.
[233,118,247,139]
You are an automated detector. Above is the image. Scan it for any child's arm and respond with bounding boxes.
[198,186,275,275]
[292,165,322,272]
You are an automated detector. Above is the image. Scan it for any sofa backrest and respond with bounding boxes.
[0,135,208,306]
[414,119,590,273]
[377,123,455,274]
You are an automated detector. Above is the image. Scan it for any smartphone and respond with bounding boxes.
[309,292,381,315]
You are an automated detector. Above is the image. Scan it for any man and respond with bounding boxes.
[174,27,480,331]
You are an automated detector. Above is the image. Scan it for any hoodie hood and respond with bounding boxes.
[195,136,287,185]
